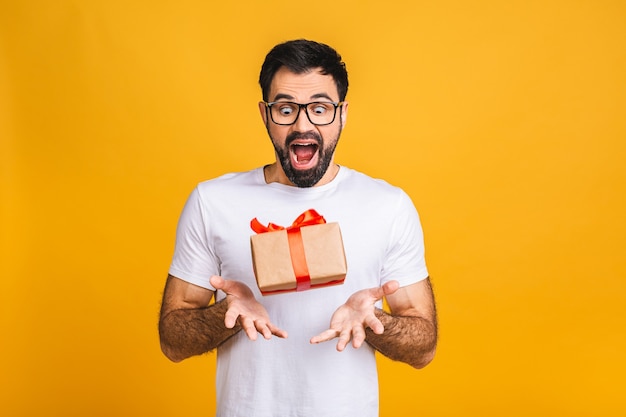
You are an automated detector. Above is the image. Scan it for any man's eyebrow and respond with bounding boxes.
[271,93,336,102]
[311,93,334,101]
[272,93,295,101]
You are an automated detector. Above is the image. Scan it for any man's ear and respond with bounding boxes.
[340,101,348,126]
[258,101,268,125]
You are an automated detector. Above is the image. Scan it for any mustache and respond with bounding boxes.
[286,131,322,146]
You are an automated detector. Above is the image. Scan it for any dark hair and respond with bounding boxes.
[259,39,349,102]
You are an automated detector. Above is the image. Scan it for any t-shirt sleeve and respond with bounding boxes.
[168,186,219,291]
[380,190,429,287]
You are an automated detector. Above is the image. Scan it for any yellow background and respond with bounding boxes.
[1,1,625,416]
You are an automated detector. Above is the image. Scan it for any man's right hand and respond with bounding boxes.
[210,275,288,341]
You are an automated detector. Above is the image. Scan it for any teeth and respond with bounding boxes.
[292,143,316,164]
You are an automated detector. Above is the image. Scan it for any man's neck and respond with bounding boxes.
[263,163,340,187]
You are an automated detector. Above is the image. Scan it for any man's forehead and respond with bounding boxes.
[269,67,338,100]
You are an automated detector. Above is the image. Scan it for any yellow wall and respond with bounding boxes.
[2,1,625,416]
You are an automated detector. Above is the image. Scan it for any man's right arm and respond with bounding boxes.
[158,274,241,362]
[159,274,288,363]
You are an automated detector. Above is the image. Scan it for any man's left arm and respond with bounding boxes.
[365,277,437,369]
[310,277,437,369]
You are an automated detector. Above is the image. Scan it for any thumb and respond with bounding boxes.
[210,275,225,290]
[368,280,399,300]
[381,280,400,296]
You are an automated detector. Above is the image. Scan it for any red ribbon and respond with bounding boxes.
[251,209,326,292]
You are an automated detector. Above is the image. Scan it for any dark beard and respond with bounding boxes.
[273,131,339,188]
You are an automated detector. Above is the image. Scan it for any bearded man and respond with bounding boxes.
[158,39,438,417]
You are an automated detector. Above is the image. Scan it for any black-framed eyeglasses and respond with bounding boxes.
[264,101,344,126]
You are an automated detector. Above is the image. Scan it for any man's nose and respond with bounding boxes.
[293,105,314,130]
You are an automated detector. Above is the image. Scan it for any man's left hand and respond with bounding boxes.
[310,280,399,351]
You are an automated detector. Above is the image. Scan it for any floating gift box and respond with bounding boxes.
[250,209,347,295]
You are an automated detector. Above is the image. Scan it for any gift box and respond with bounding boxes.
[250,209,347,295]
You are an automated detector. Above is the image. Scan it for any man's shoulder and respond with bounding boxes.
[196,167,263,191]
[341,166,406,196]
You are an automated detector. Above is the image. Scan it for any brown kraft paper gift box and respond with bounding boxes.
[250,211,347,295]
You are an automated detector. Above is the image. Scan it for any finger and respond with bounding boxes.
[367,280,399,301]
[223,306,240,329]
[336,328,352,352]
[382,280,400,296]
[267,323,288,339]
[240,316,258,341]
[310,329,340,344]
[210,275,225,290]
[214,276,239,295]
[254,319,272,340]
[365,315,384,335]
[351,325,366,349]
[367,285,387,301]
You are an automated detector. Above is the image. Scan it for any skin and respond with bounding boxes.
[260,67,347,188]
[159,67,438,368]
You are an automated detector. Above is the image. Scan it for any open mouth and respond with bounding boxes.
[290,142,319,170]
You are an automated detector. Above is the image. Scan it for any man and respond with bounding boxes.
[159,39,437,417]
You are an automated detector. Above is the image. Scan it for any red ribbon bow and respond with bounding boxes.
[250,209,326,292]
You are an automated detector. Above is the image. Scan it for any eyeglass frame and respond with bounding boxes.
[263,101,345,126]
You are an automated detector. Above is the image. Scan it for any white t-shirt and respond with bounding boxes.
[169,166,429,417]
